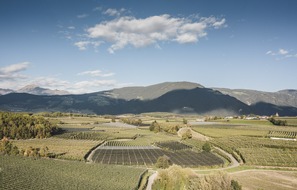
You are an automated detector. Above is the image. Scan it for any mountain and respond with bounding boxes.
[0,82,296,116]
[104,81,203,100]
[214,88,297,108]
[17,85,69,96]
[0,88,14,95]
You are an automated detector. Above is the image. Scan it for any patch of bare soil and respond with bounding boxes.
[231,170,297,190]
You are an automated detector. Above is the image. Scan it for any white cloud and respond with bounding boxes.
[266,50,273,55]
[212,18,227,29]
[279,48,288,55]
[266,48,297,59]
[0,63,119,94]
[78,70,115,77]
[74,41,101,51]
[0,62,30,80]
[68,26,75,30]
[103,8,125,17]
[0,62,30,74]
[77,14,88,19]
[81,14,226,53]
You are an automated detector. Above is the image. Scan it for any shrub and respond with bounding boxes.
[202,142,211,152]
[155,155,172,169]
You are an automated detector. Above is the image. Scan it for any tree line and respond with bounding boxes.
[0,112,60,139]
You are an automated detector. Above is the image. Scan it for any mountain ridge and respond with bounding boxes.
[0,81,297,116]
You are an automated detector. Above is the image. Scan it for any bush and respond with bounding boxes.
[152,165,241,190]
[268,117,287,126]
[155,155,172,169]
[181,129,192,140]
[231,179,242,190]
[202,142,211,152]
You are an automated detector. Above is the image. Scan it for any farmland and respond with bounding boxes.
[0,155,146,190]
[90,143,223,167]
[12,138,102,161]
[2,113,297,190]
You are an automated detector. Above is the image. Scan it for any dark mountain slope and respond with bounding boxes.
[215,88,297,108]
[0,83,297,116]
[136,88,251,115]
[105,81,203,100]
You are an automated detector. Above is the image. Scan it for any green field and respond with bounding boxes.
[0,155,146,190]
[12,138,102,161]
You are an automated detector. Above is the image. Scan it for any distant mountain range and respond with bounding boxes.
[0,82,297,116]
[0,85,69,96]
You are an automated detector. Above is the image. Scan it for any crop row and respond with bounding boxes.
[0,155,146,190]
[267,130,297,139]
[91,148,223,167]
[211,136,297,167]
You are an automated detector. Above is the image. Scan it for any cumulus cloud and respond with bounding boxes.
[78,70,115,77]
[76,14,226,53]
[0,62,30,80]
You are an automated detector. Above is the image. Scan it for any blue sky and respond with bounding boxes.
[0,0,297,93]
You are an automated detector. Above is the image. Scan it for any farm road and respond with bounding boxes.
[146,171,158,190]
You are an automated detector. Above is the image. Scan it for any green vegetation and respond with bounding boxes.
[202,142,212,152]
[155,155,172,169]
[2,112,297,190]
[0,112,59,139]
[0,155,146,190]
[13,138,102,161]
[155,141,192,151]
[152,165,241,190]
[212,136,297,166]
[0,137,19,155]
[268,117,288,126]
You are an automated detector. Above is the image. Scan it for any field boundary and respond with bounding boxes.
[85,141,106,162]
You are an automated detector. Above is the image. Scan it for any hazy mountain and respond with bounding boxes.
[0,82,297,116]
[214,88,297,108]
[0,88,14,95]
[17,85,69,96]
[105,81,203,100]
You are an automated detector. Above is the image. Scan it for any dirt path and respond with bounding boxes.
[146,171,158,190]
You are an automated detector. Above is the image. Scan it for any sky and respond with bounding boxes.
[1,0,297,94]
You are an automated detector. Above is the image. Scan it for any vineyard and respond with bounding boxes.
[211,136,297,167]
[0,155,146,190]
[266,130,297,139]
[90,142,223,167]
[12,138,102,161]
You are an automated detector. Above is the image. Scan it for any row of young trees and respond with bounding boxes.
[0,112,60,139]
[121,118,142,126]
[268,117,288,126]
[149,121,181,134]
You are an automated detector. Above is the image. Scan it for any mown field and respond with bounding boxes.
[0,155,146,190]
